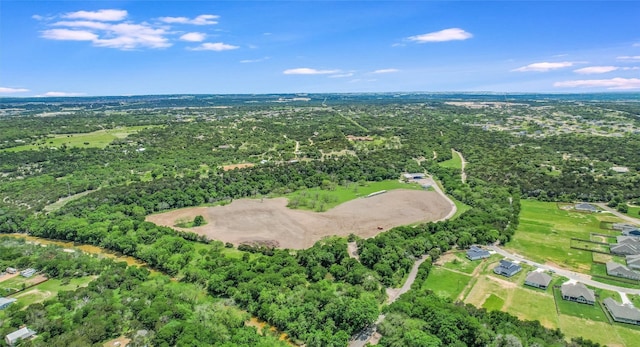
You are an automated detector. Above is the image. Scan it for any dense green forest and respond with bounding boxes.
[1,94,637,346]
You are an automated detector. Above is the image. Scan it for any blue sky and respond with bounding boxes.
[1,1,639,96]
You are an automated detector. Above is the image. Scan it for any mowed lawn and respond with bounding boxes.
[2,125,160,152]
[438,149,463,170]
[421,266,472,301]
[282,179,424,211]
[506,200,622,272]
[10,277,96,306]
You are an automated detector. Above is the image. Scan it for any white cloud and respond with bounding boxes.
[554,78,640,90]
[373,68,399,74]
[240,57,270,63]
[633,43,640,47]
[63,9,127,22]
[32,15,44,21]
[573,66,619,74]
[53,21,110,30]
[180,32,206,42]
[283,68,340,75]
[407,28,472,43]
[329,73,354,78]
[41,29,98,41]
[159,14,219,25]
[95,23,171,49]
[617,56,640,61]
[513,61,573,72]
[0,87,29,93]
[41,91,86,97]
[190,42,239,51]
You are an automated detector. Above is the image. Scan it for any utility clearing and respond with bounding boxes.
[147,189,452,249]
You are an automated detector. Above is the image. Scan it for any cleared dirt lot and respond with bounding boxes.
[147,189,452,249]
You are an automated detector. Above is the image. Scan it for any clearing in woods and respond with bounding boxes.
[147,189,453,249]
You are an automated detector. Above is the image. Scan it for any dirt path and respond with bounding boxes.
[294,140,300,157]
[347,242,360,261]
[148,189,453,249]
[452,149,467,183]
[350,255,429,347]
[457,259,485,301]
[594,203,640,225]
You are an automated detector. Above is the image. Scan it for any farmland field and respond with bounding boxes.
[281,179,424,212]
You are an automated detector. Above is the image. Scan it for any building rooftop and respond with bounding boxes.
[525,271,552,287]
[603,298,640,321]
[561,282,595,302]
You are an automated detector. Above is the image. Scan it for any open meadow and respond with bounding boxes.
[1,125,159,152]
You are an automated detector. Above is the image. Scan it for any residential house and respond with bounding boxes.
[613,223,639,231]
[606,262,640,281]
[623,229,640,237]
[5,327,36,346]
[20,268,36,278]
[524,271,552,290]
[610,237,640,256]
[494,260,522,277]
[627,255,640,271]
[466,246,490,261]
[6,267,17,274]
[602,298,640,325]
[0,297,17,310]
[561,282,595,305]
[575,203,597,212]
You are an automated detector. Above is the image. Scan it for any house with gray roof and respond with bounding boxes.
[0,297,17,310]
[524,271,552,290]
[5,327,36,346]
[20,268,36,278]
[610,237,640,256]
[613,223,637,231]
[466,246,490,261]
[575,203,597,212]
[494,260,522,277]
[561,282,595,305]
[627,255,640,271]
[603,298,640,326]
[606,262,640,281]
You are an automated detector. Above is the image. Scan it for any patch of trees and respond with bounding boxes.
[0,240,288,347]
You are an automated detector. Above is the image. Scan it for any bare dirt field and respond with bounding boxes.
[147,189,452,249]
[222,163,255,171]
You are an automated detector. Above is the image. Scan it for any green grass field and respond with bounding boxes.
[622,205,640,220]
[506,200,622,272]
[441,253,479,274]
[421,266,472,301]
[438,149,463,170]
[11,277,96,306]
[482,293,505,311]
[281,179,424,212]
[2,125,160,152]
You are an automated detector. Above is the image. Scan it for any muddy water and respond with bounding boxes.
[4,233,146,267]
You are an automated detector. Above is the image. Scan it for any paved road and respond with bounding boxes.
[594,203,640,225]
[488,245,640,295]
[349,255,429,347]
